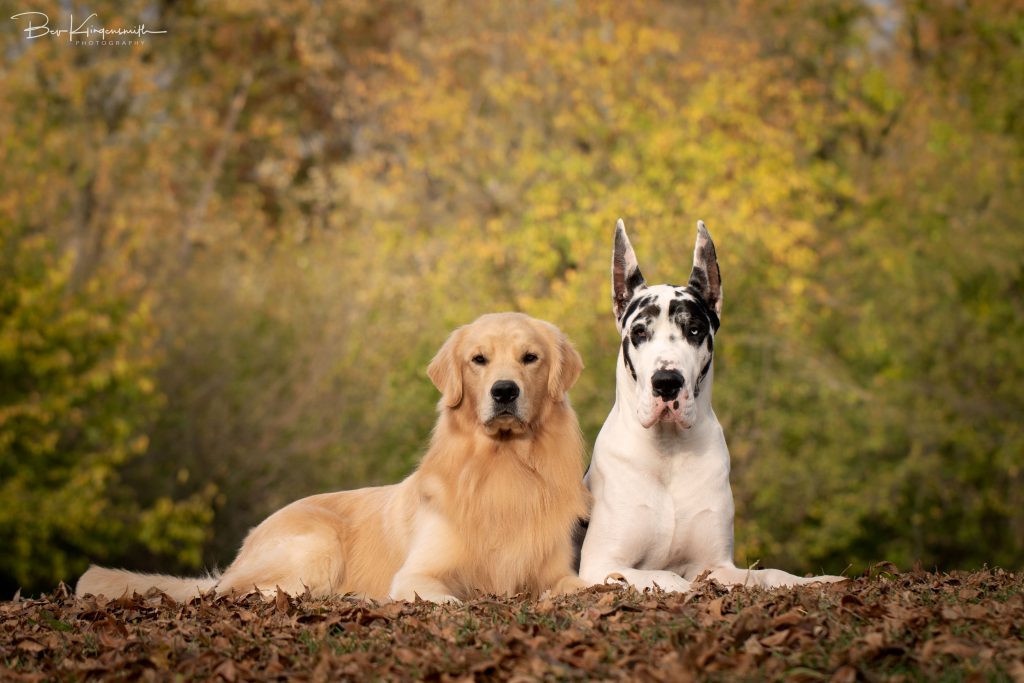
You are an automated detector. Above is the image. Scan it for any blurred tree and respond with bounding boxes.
[730,0,1024,573]
[0,224,213,594]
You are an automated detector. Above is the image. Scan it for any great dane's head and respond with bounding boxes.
[611,219,722,429]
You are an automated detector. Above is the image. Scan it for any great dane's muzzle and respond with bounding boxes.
[651,370,684,401]
[639,367,693,429]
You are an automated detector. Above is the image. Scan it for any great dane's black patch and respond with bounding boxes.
[629,325,647,349]
[628,304,661,349]
[695,357,713,398]
[668,297,712,346]
[638,304,661,323]
[619,293,654,327]
[621,337,637,380]
[684,287,720,331]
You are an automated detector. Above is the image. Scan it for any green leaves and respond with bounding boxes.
[0,225,212,593]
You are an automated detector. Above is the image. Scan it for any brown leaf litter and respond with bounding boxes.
[1,568,1021,681]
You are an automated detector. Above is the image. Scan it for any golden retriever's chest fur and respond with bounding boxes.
[416,413,588,598]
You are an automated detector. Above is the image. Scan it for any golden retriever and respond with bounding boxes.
[76,313,590,603]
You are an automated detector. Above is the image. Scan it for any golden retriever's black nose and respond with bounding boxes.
[491,380,520,404]
[651,370,684,400]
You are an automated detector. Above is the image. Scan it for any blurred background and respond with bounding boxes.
[1,0,1022,595]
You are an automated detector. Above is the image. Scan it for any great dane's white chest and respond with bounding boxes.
[586,406,735,577]
[659,429,735,573]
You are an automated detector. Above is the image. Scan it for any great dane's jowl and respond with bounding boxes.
[577,219,845,591]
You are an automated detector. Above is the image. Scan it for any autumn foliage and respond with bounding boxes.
[1,0,1022,594]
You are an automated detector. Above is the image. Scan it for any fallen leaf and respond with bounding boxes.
[16,638,45,653]
[214,659,237,682]
[829,665,858,683]
[921,635,980,659]
[275,588,291,614]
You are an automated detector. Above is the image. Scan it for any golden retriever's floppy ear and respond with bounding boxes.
[547,328,584,399]
[428,327,464,408]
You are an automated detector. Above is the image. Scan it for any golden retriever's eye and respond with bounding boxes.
[522,352,539,365]
[472,354,488,365]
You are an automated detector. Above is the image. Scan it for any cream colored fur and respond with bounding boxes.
[77,313,590,603]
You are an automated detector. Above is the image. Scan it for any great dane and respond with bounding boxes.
[577,219,844,591]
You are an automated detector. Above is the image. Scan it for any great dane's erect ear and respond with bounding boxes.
[612,219,646,320]
[427,327,465,408]
[688,220,722,320]
[547,328,584,400]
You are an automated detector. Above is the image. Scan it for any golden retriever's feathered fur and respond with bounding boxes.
[77,313,589,602]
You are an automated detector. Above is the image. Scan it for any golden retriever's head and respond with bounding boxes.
[427,313,583,437]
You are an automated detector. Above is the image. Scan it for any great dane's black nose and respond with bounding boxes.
[491,380,520,404]
[651,370,684,400]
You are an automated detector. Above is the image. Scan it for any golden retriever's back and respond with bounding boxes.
[219,485,412,599]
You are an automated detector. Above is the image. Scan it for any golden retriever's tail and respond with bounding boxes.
[76,565,219,602]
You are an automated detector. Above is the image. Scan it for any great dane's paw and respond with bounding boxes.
[634,570,692,593]
[584,569,692,593]
[649,576,692,593]
[806,574,848,585]
[777,574,847,588]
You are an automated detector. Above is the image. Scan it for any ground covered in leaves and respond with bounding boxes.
[2,568,1022,681]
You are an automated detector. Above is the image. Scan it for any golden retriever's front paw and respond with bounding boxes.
[550,574,588,595]
[390,588,461,604]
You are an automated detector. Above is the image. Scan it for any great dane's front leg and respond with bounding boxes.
[578,494,691,592]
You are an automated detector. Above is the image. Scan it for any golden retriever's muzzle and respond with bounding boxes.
[485,379,526,433]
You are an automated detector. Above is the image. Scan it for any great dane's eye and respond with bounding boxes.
[631,324,647,340]
[522,353,539,364]
[472,354,488,365]
[689,328,700,336]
